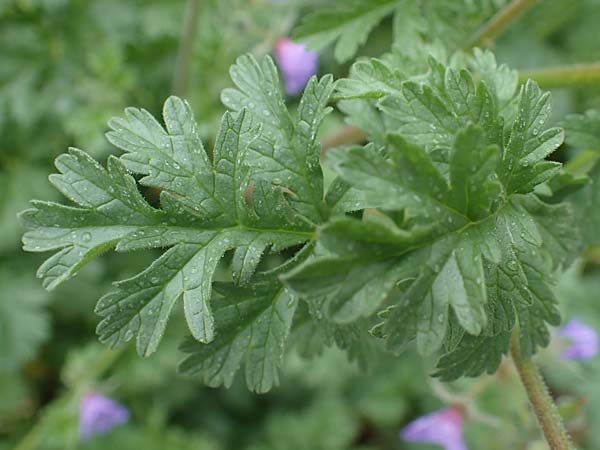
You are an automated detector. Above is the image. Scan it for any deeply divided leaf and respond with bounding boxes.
[21,54,334,392]
[285,56,579,380]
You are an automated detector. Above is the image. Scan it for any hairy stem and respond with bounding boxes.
[466,0,537,48]
[172,0,201,97]
[510,331,575,450]
[520,63,600,89]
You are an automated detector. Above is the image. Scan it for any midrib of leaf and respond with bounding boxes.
[291,141,323,223]
[118,225,314,247]
[246,285,286,388]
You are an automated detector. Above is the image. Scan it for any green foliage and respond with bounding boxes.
[563,110,600,151]
[293,0,510,64]
[178,250,305,393]
[562,111,600,247]
[21,41,586,388]
[8,1,600,450]
[293,0,400,63]
[22,46,584,390]
[0,270,50,371]
[20,54,341,392]
[286,55,579,380]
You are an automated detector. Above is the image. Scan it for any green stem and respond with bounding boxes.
[519,63,600,89]
[172,0,201,97]
[510,331,575,450]
[466,0,537,48]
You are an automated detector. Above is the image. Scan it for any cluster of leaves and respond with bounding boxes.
[22,41,585,392]
[293,0,509,63]
[290,49,582,379]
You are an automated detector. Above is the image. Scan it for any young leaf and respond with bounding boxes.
[221,55,334,225]
[377,57,504,156]
[499,80,564,194]
[339,54,561,198]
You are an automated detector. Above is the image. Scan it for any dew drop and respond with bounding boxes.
[123,330,134,342]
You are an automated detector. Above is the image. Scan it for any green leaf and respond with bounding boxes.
[499,80,564,194]
[222,54,334,225]
[284,213,428,325]
[569,160,600,247]
[291,298,378,372]
[286,104,577,375]
[334,50,518,158]
[378,57,504,156]
[434,332,511,381]
[178,265,298,393]
[177,244,315,393]
[22,55,335,362]
[563,109,600,151]
[0,270,50,371]
[339,56,562,200]
[466,48,519,109]
[20,149,163,290]
[335,58,405,100]
[293,0,399,63]
[448,125,502,221]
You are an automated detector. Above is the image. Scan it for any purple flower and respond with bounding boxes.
[401,408,467,450]
[559,319,599,360]
[275,38,318,95]
[79,392,130,440]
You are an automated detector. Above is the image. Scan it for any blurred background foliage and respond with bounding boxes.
[1,0,600,449]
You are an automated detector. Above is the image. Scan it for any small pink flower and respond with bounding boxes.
[79,392,129,440]
[401,407,468,450]
[275,38,319,95]
[560,319,599,360]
